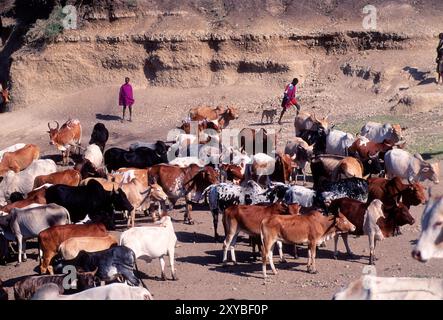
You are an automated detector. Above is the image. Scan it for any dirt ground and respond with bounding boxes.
[0,83,443,300]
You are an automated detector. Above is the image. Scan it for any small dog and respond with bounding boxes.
[261,109,278,124]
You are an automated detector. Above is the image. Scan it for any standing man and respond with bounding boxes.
[278,78,301,125]
[119,77,135,122]
[436,33,443,84]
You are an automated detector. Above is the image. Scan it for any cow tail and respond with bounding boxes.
[132,250,149,290]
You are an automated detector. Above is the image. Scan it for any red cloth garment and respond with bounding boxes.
[119,83,135,106]
[284,83,297,109]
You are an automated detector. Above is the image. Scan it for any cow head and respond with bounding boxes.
[364,153,384,176]
[111,187,134,213]
[144,183,168,202]
[388,203,415,226]
[334,211,356,233]
[47,121,60,145]
[403,183,427,207]
[419,162,440,184]
[311,113,330,133]
[223,106,239,120]
[412,193,443,262]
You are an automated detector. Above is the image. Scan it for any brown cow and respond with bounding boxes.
[189,105,239,129]
[348,136,393,160]
[261,211,355,276]
[0,144,39,176]
[109,168,149,189]
[271,152,293,183]
[222,202,301,264]
[311,155,364,189]
[0,186,47,214]
[149,164,219,224]
[220,164,244,184]
[34,169,81,189]
[368,177,426,209]
[38,223,108,274]
[58,235,118,260]
[47,119,82,166]
[328,197,415,263]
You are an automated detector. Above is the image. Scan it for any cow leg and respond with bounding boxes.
[268,243,278,275]
[22,239,27,262]
[276,241,287,263]
[342,233,355,258]
[368,235,376,265]
[16,234,23,266]
[333,234,339,259]
[222,228,239,265]
[160,257,166,280]
[307,242,318,274]
[127,209,135,228]
[293,245,298,259]
[211,209,219,242]
[184,198,194,225]
[168,246,178,281]
[40,253,54,274]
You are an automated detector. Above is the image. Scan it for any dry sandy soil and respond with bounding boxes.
[1,0,443,300]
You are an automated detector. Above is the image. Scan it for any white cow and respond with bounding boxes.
[283,185,317,207]
[412,192,443,262]
[0,159,57,205]
[326,130,355,156]
[84,144,103,169]
[0,143,26,162]
[360,122,403,144]
[333,276,443,300]
[31,283,153,300]
[119,215,177,280]
[0,203,70,264]
[384,149,439,184]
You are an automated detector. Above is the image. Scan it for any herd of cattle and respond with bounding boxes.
[0,105,442,300]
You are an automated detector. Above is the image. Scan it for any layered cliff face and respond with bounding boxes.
[2,0,443,109]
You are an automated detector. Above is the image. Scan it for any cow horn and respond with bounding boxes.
[47,122,52,130]
[55,121,60,130]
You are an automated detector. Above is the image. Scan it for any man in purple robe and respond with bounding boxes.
[119,77,135,122]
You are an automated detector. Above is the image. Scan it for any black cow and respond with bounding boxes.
[45,180,133,230]
[361,154,384,177]
[89,123,109,152]
[9,192,25,203]
[52,246,141,287]
[298,129,327,155]
[104,146,168,172]
[74,159,107,180]
[318,177,369,205]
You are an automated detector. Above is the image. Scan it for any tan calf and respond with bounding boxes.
[34,169,81,189]
[58,235,118,260]
[223,202,300,264]
[0,144,40,176]
[260,211,355,277]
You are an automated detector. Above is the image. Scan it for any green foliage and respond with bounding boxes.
[25,5,66,45]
